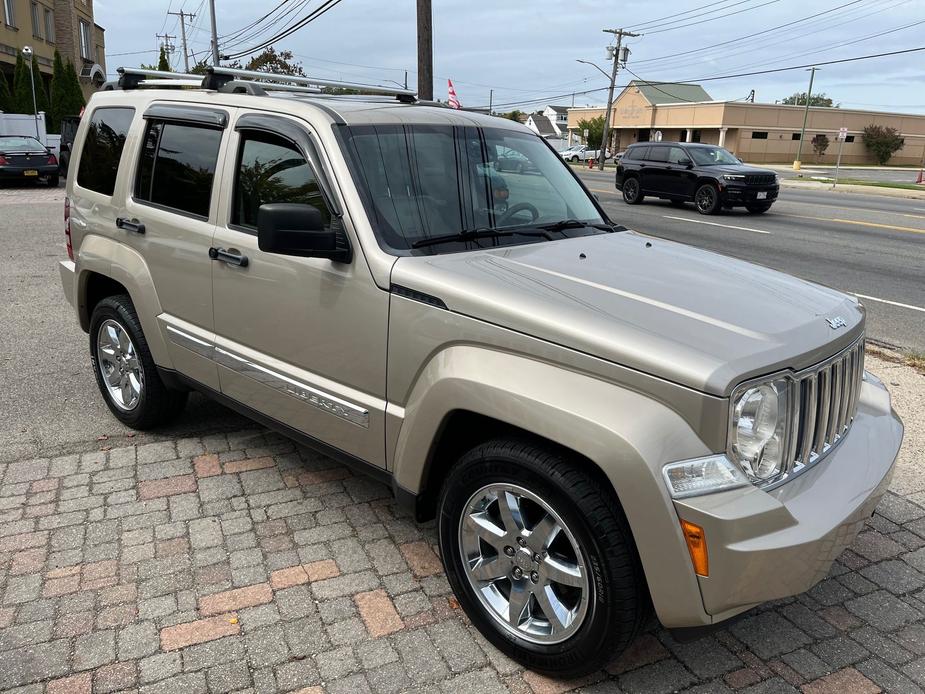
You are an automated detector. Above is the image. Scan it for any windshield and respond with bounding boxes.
[0,136,45,153]
[687,146,740,166]
[342,124,605,254]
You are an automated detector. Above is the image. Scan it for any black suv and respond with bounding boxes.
[615,142,779,215]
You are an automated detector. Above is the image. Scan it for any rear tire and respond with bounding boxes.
[622,177,643,205]
[694,183,721,215]
[746,204,772,214]
[438,438,648,677]
[47,175,60,188]
[89,294,188,430]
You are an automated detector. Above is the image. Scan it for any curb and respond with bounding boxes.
[778,179,925,200]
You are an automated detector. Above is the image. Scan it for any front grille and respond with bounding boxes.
[745,173,776,186]
[790,340,865,468]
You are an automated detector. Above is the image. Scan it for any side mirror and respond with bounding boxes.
[257,203,349,262]
[678,157,693,167]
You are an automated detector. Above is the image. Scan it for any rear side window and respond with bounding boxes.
[76,107,135,196]
[626,146,648,161]
[646,146,670,162]
[232,132,331,230]
[135,120,222,218]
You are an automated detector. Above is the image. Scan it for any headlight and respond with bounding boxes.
[723,174,745,181]
[773,173,780,183]
[730,378,790,482]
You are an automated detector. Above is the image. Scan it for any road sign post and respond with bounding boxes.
[833,127,848,189]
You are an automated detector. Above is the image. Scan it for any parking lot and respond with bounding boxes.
[1,184,925,693]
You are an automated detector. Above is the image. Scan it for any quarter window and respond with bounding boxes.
[76,107,135,196]
[232,132,331,230]
[751,131,769,139]
[135,121,222,218]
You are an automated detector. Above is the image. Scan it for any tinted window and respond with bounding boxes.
[626,146,648,161]
[0,136,45,152]
[667,146,689,164]
[135,121,222,217]
[646,146,670,162]
[232,132,331,229]
[77,107,135,196]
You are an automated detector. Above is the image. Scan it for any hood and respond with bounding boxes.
[708,164,777,176]
[391,232,863,396]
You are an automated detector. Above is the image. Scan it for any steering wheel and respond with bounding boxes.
[497,202,540,226]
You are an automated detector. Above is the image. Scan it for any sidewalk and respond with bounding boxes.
[778,178,925,200]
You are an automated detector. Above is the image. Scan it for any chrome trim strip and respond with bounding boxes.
[213,347,369,428]
[165,325,215,359]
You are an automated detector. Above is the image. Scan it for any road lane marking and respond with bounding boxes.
[850,293,925,314]
[779,213,925,235]
[588,187,618,195]
[662,215,770,234]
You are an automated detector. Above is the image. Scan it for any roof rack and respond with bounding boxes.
[115,66,417,103]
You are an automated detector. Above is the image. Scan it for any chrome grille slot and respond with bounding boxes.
[792,339,864,468]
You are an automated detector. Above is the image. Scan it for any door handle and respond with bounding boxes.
[209,247,249,267]
[115,217,145,234]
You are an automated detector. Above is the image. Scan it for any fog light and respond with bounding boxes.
[681,519,709,577]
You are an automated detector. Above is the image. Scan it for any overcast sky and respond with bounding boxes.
[98,0,925,114]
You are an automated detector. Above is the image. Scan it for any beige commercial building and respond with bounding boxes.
[568,81,925,166]
[1,0,106,101]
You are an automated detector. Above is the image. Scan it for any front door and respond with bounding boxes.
[210,114,389,467]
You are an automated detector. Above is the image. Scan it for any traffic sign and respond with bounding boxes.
[654,130,663,142]
[837,127,848,141]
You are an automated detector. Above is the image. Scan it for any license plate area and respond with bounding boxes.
[24,170,38,176]
[756,191,767,200]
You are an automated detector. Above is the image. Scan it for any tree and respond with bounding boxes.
[158,46,171,72]
[862,124,904,165]
[245,47,303,76]
[47,51,67,133]
[0,71,11,113]
[30,55,49,117]
[498,109,524,122]
[811,133,830,162]
[576,116,604,149]
[782,92,836,107]
[12,53,31,114]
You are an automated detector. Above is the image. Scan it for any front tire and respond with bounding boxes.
[694,183,721,215]
[89,294,188,429]
[438,438,647,677]
[622,177,643,205]
[570,156,579,163]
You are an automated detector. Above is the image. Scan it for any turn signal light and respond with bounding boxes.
[0,155,7,165]
[680,519,709,577]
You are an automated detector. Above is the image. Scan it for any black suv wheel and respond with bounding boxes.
[438,438,648,677]
[622,177,643,205]
[694,183,721,215]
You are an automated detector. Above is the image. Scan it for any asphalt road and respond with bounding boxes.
[1,177,921,462]
[574,167,925,354]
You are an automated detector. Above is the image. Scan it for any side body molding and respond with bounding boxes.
[389,344,717,628]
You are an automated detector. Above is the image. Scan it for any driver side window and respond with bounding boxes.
[231,131,331,231]
[667,147,689,164]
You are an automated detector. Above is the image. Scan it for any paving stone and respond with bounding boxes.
[392,628,450,684]
[861,559,925,594]
[73,629,117,671]
[428,618,487,673]
[666,635,742,679]
[206,660,252,693]
[119,620,160,659]
[94,661,138,693]
[181,634,245,671]
[366,660,412,694]
[160,614,241,651]
[846,589,924,630]
[245,624,291,668]
[729,611,811,660]
[312,569,379,599]
[315,644,358,680]
[139,651,183,684]
[619,658,697,694]
[811,635,870,669]
[275,658,321,690]
[802,666,880,693]
[139,671,208,694]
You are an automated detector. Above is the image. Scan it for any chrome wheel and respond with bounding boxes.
[458,483,590,644]
[96,319,143,411]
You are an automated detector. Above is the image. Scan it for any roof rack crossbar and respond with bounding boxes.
[218,80,323,96]
[205,66,416,100]
[117,67,202,90]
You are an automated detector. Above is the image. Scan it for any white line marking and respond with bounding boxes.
[850,293,925,314]
[662,215,771,235]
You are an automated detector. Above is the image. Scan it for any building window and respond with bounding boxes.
[845,135,855,143]
[751,132,769,140]
[31,2,42,38]
[691,129,701,143]
[44,8,54,42]
[791,133,801,140]
[3,0,16,27]
[79,20,92,60]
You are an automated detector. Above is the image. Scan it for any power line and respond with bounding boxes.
[626,0,749,31]
[224,0,346,59]
[643,0,782,36]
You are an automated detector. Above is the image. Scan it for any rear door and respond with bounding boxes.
[640,145,670,193]
[122,104,233,390]
[665,145,697,198]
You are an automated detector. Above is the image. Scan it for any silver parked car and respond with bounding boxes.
[58,67,903,677]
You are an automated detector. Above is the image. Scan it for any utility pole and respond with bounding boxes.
[416,0,433,99]
[488,89,493,114]
[208,0,220,65]
[598,28,639,171]
[168,10,195,72]
[793,66,818,171]
[404,70,408,90]
[156,33,176,63]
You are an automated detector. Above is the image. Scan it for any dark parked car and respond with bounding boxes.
[615,142,779,214]
[0,135,60,187]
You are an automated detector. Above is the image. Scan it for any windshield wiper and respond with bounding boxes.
[411,226,552,249]
[538,219,622,233]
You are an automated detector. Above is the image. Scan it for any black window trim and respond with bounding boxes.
[142,104,228,130]
[131,118,224,221]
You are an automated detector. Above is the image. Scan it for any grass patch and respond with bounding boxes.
[827,178,924,191]
[867,343,925,376]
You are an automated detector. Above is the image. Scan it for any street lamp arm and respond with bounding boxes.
[575,59,611,81]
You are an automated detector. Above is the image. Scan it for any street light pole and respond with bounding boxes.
[793,66,818,171]
[22,47,40,140]
[596,29,639,171]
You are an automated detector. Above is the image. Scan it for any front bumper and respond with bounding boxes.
[719,183,779,206]
[673,373,902,623]
[0,164,58,180]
